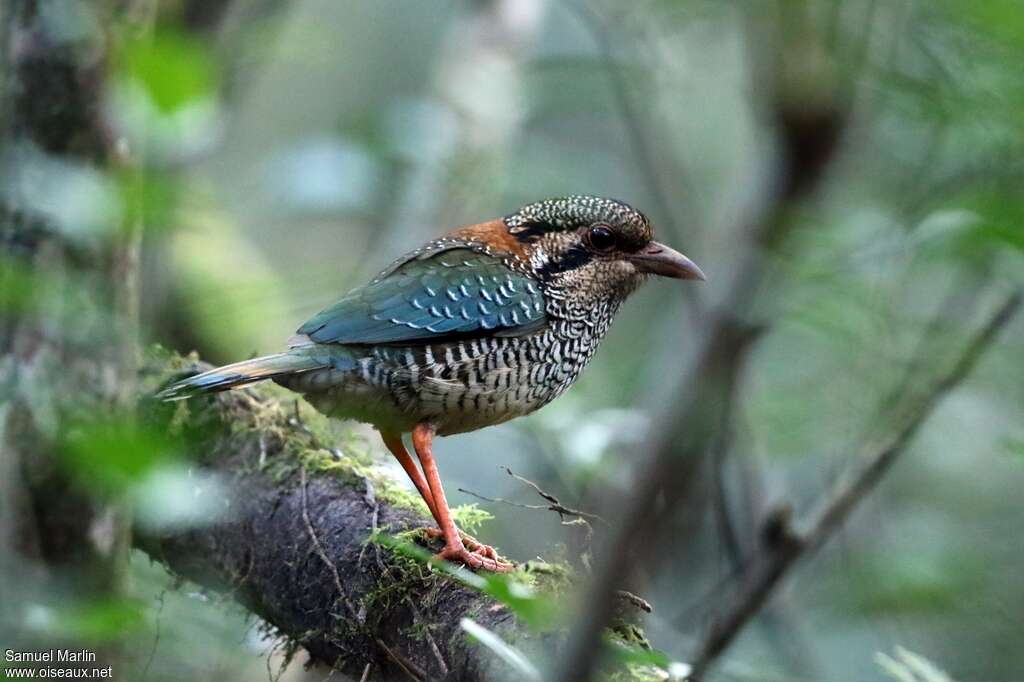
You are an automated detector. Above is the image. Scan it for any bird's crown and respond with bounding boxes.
[504,195,652,252]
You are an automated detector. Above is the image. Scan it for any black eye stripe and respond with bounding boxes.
[535,245,592,279]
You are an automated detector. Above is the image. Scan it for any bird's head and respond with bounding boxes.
[500,196,705,308]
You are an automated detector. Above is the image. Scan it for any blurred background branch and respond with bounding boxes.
[689,288,1022,680]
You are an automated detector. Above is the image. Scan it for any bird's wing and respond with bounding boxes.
[296,248,547,345]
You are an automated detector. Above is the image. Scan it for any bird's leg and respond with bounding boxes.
[381,431,501,560]
[381,431,439,520]
[411,423,513,572]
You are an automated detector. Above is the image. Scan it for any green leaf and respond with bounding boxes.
[116,30,218,114]
[0,257,40,313]
[460,617,541,681]
[24,598,146,644]
[61,416,178,493]
[605,639,670,668]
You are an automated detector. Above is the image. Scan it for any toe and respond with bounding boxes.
[473,544,498,560]
[435,546,513,573]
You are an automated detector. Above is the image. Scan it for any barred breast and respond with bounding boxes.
[278,296,621,436]
[351,337,549,436]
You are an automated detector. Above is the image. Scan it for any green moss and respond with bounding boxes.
[513,559,574,592]
[448,504,493,535]
[358,541,448,627]
[298,446,434,518]
[610,622,651,650]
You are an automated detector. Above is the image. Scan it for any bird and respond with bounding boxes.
[159,195,704,571]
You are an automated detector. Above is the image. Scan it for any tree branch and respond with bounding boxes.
[688,289,1022,679]
[135,358,539,682]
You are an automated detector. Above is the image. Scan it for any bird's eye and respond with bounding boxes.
[586,225,617,252]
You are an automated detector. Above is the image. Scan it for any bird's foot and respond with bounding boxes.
[424,527,495,556]
[435,543,515,572]
[423,528,514,572]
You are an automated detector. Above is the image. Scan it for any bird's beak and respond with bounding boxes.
[628,241,706,281]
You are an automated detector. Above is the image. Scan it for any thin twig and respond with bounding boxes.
[264,639,280,682]
[615,590,652,614]
[459,467,605,570]
[373,639,425,682]
[504,466,609,526]
[140,589,165,681]
[457,471,608,525]
[457,488,551,512]
[688,290,1022,679]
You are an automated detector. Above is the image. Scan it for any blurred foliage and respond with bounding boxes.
[877,646,955,682]
[60,417,177,493]
[373,535,562,630]
[21,598,147,645]
[115,30,220,116]
[460,617,543,681]
[380,535,680,679]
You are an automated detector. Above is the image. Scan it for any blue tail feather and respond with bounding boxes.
[157,351,328,401]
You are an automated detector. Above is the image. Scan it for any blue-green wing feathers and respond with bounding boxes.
[297,248,546,345]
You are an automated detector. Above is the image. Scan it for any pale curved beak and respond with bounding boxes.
[628,241,706,281]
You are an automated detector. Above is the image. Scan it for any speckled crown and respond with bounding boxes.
[505,195,652,244]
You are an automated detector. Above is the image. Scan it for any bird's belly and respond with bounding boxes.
[411,370,552,436]
[275,366,418,434]
[276,334,590,437]
[396,339,574,436]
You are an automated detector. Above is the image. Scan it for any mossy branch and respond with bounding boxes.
[136,351,540,681]
[137,352,657,681]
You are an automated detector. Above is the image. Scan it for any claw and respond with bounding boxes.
[422,527,513,571]
[434,544,514,572]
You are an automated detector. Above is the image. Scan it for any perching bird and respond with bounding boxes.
[160,196,704,571]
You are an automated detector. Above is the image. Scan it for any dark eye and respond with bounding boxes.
[587,225,617,252]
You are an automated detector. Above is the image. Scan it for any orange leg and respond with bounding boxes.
[411,423,513,572]
[381,431,502,562]
[381,431,438,521]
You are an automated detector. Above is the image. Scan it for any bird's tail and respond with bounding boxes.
[157,350,328,401]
